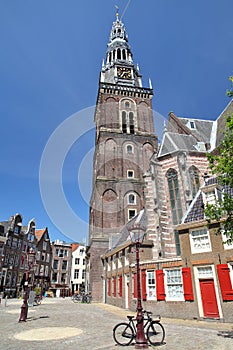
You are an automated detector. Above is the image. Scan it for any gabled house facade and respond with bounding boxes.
[0,214,37,297]
[35,227,52,294]
[70,243,86,294]
[50,240,72,297]
[176,176,233,322]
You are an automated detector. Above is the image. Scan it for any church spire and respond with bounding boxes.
[100,12,143,87]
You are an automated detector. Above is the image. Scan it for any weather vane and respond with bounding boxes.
[115,5,119,20]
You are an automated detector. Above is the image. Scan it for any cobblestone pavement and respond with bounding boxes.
[0,298,233,350]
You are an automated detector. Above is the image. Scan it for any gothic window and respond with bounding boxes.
[128,193,136,204]
[189,166,200,198]
[166,169,183,225]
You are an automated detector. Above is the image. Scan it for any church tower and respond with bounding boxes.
[88,11,158,301]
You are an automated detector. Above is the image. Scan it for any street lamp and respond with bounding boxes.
[128,224,148,349]
[19,249,36,322]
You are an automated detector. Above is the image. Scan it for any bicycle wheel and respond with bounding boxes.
[113,322,134,346]
[147,321,165,346]
[73,296,79,303]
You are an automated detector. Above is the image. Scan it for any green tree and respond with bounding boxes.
[205,76,233,244]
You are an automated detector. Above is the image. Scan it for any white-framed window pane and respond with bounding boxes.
[165,269,184,301]
[197,266,213,278]
[147,271,156,300]
[190,228,211,253]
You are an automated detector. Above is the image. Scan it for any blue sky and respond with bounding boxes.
[1,0,232,243]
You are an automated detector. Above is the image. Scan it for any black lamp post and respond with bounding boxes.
[129,225,148,349]
[19,249,36,322]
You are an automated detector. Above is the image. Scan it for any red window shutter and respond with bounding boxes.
[156,269,165,301]
[134,273,137,298]
[217,264,233,301]
[108,278,111,297]
[114,277,117,297]
[119,275,123,297]
[182,267,194,301]
[141,270,147,301]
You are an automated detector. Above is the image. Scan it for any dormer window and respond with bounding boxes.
[186,120,196,130]
[190,121,195,129]
[202,183,222,206]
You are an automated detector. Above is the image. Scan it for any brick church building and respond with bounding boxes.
[87,12,233,322]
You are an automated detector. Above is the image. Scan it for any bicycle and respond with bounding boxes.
[33,295,42,306]
[113,310,165,346]
[72,292,92,303]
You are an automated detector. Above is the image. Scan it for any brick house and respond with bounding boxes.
[175,177,233,322]
[50,240,72,297]
[35,228,52,294]
[0,214,37,297]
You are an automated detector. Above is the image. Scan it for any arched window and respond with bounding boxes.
[117,48,121,59]
[189,166,200,198]
[128,193,136,204]
[126,144,133,154]
[129,112,134,134]
[167,169,183,225]
[119,99,136,134]
[122,49,126,60]
[125,101,130,109]
[122,111,127,133]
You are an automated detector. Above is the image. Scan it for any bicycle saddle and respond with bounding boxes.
[127,315,134,320]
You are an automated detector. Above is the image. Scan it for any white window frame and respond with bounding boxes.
[128,209,136,221]
[126,144,134,154]
[127,170,134,178]
[190,227,212,254]
[221,229,233,250]
[147,271,156,300]
[164,268,184,301]
[128,193,136,205]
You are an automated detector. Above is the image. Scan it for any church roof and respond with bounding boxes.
[158,132,206,158]
[107,209,147,253]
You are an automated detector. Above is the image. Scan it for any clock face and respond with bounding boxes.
[117,67,131,79]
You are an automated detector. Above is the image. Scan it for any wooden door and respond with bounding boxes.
[200,279,219,318]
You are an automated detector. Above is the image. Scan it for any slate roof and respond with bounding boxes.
[182,177,233,224]
[107,209,147,253]
[158,132,206,158]
[178,118,214,144]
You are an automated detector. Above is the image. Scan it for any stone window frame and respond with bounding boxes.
[119,98,137,134]
[128,209,137,221]
[128,192,136,205]
[127,170,134,178]
[166,169,183,225]
[126,144,134,154]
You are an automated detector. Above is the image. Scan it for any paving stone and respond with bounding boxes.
[0,298,232,350]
